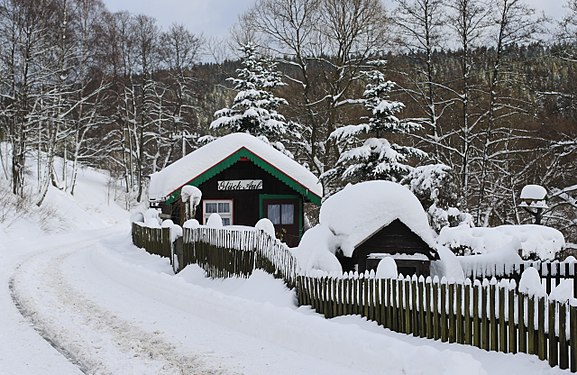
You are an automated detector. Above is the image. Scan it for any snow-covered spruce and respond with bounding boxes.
[209,43,292,155]
[322,65,426,187]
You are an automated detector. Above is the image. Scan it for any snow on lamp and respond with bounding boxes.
[518,184,548,225]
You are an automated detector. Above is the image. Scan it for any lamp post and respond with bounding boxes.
[518,184,548,225]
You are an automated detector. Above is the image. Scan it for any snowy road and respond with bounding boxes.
[3,228,571,375]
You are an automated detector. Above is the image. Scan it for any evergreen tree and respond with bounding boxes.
[322,66,426,188]
[209,44,289,146]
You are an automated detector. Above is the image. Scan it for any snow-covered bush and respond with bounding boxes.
[292,225,342,276]
[144,208,161,227]
[438,224,565,261]
[130,211,144,223]
[403,164,470,232]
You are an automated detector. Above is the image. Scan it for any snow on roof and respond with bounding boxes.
[438,224,565,261]
[320,181,437,257]
[148,133,322,202]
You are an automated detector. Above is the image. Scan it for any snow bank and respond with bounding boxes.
[148,133,322,201]
[438,224,565,261]
[320,181,436,257]
[430,245,465,282]
[292,225,342,276]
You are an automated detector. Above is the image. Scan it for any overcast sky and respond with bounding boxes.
[102,0,567,40]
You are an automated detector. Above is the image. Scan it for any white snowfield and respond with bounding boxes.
[0,161,570,374]
[3,228,568,375]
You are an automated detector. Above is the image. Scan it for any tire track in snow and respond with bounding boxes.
[10,244,229,375]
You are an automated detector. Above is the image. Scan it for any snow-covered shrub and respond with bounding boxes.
[292,225,342,276]
[438,224,565,261]
[429,245,465,282]
[403,164,470,233]
[144,208,161,227]
[130,211,144,223]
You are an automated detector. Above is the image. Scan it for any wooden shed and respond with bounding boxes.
[346,219,439,275]
[319,181,439,276]
[148,133,323,247]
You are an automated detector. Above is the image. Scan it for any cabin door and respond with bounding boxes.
[261,196,300,247]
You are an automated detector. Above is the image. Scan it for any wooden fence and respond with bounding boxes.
[298,273,577,371]
[463,261,577,296]
[131,222,172,259]
[131,224,577,371]
[180,227,298,288]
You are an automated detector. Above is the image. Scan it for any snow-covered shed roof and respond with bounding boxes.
[148,133,323,204]
[320,181,437,257]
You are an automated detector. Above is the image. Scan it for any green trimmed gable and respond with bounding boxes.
[164,147,322,205]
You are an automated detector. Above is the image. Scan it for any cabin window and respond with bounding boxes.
[203,199,233,225]
[267,203,294,225]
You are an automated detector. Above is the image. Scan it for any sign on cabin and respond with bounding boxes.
[147,133,323,247]
[217,179,263,191]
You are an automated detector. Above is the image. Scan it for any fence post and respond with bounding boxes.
[559,302,568,370]
[549,300,558,368]
[569,306,577,372]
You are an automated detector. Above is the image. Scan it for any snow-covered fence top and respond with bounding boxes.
[181,226,298,287]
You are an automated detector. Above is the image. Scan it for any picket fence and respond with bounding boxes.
[463,261,577,296]
[298,273,577,371]
[181,227,298,288]
[131,224,577,371]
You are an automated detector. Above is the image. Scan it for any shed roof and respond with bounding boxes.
[148,133,323,204]
[320,181,437,257]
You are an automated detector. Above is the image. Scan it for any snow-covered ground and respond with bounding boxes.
[0,162,571,374]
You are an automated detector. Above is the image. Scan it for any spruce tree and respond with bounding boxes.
[323,65,426,187]
[210,44,289,147]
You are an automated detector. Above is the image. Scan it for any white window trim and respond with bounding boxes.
[203,199,233,225]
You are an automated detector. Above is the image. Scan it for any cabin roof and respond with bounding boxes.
[148,133,323,204]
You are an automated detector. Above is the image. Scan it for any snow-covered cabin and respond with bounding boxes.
[321,181,439,275]
[148,133,323,246]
